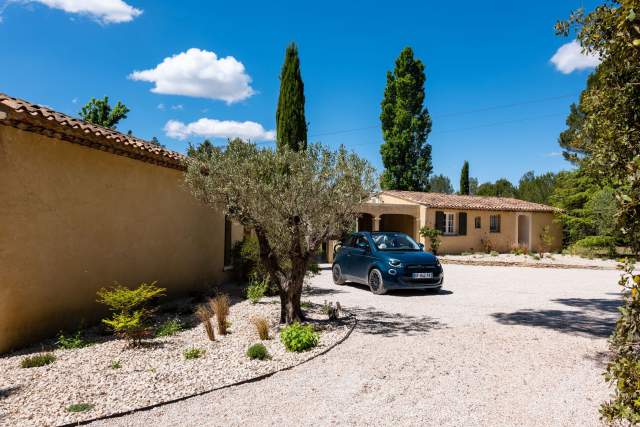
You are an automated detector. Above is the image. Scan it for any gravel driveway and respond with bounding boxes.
[95,264,621,427]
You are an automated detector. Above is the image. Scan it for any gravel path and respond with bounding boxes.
[440,253,619,269]
[94,264,621,427]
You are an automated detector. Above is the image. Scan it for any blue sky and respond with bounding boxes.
[0,0,602,189]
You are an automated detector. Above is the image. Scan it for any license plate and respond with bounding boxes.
[412,272,433,279]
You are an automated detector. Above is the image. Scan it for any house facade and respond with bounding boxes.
[0,94,242,353]
[353,190,562,255]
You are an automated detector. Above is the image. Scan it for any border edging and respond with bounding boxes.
[58,313,358,427]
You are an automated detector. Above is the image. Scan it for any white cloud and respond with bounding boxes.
[14,0,142,24]
[551,40,601,74]
[157,103,165,110]
[129,48,255,104]
[171,104,184,110]
[164,118,275,141]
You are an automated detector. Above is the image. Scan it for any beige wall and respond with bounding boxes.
[420,208,562,254]
[0,126,234,353]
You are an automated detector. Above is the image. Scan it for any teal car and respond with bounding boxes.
[332,231,444,295]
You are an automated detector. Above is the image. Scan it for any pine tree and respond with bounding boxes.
[79,96,129,129]
[276,43,307,151]
[380,47,432,191]
[460,161,470,195]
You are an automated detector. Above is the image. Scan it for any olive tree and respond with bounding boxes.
[185,139,375,323]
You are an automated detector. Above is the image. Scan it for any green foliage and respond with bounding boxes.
[280,322,319,352]
[601,260,640,423]
[56,330,87,350]
[469,177,479,195]
[79,96,129,129]
[539,225,555,253]
[246,275,270,304]
[380,47,433,191]
[246,343,270,360]
[187,139,219,159]
[571,235,617,257]
[476,178,517,198]
[419,226,442,254]
[21,353,56,368]
[185,139,375,323]
[276,43,307,151]
[183,348,205,360]
[110,360,122,369]
[459,161,470,195]
[96,282,165,345]
[428,174,454,194]
[67,403,93,413]
[155,318,183,337]
[517,171,557,205]
[490,251,499,257]
[322,301,340,321]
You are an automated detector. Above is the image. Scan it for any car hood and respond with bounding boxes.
[378,251,438,265]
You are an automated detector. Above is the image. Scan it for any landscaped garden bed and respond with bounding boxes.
[0,296,354,426]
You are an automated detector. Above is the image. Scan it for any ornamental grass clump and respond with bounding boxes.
[96,282,165,346]
[251,316,270,340]
[195,304,215,341]
[209,294,230,335]
[280,322,319,352]
[21,353,56,369]
[246,343,270,360]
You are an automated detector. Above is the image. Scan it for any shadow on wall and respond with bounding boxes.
[491,297,621,338]
[349,306,446,337]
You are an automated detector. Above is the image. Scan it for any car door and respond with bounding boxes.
[349,235,373,283]
[337,234,356,279]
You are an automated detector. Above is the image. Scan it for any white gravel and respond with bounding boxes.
[440,253,619,269]
[0,297,353,426]
[91,264,622,427]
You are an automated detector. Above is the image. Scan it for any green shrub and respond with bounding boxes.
[511,244,529,256]
[155,318,183,337]
[96,282,165,345]
[300,300,313,309]
[490,251,499,257]
[246,343,270,360]
[280,322,319,352]
[183,348,205,360]
[57,331,87,350]
[419,226,441,254]
[307,261,320,275]
[110,360,122,369]
[572,235,617,257]
[21,353,56,368]
[67,403,93,413]
[246,275,269,304]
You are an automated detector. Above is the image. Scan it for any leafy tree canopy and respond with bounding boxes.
[187,139,219,158]
[380,47,432,191]
[79,96,129,129]
[185,139,375,323]
[476,178,517,198]
[428,174,454,194]
[276,43,307,151]
[517,171,557,205]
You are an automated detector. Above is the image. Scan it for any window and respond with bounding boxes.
[354,235,370,250]
[224,216,232,267]
[490,215,501,233]
[445,213,455,234]
[475,216,481,229]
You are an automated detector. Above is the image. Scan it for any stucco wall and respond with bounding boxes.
[420,208,562,254]
[0,126,232,353]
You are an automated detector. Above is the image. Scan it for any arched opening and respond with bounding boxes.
[357,213,373,232]
[380,214,416,238]
[517,214,531,249]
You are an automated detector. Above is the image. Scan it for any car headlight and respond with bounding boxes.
[388,259,402,268]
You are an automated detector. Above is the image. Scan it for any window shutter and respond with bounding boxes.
[497,215,501,232]
[458,212,467,235]
[435,211,445,233]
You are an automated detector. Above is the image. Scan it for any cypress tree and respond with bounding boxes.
[380,47,432,191]
[460,161,470,195]
[276,43,307,151]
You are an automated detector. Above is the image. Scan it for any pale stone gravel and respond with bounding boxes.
[0,297,353,427]
[440,253,619,269]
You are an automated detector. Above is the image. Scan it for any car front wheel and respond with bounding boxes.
[368,268,386,295]
[332,264,345,285]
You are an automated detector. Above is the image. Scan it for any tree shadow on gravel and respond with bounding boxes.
[492,297,621,338]
[0,385,21,399]
[350,307,445,337]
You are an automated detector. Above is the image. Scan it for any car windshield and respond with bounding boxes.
[371,232,421,251]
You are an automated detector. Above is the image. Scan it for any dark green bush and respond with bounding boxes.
[57,331,88,350]
[572,235,617,257]
[21,353,56,368]
[246,343,270,360]
[280,322,319,352]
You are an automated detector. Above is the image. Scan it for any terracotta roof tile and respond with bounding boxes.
[0,93,186,170]
[381,190,558,213]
